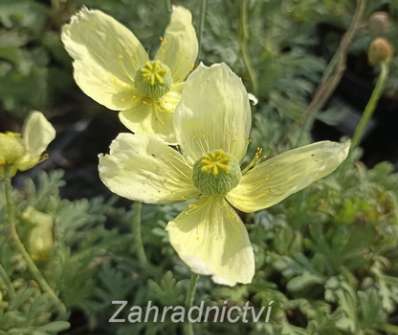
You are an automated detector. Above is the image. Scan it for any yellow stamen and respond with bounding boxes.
[134,60,172,99]
[141,61,167,86]
[200,150,230,175]
[192,149,242,195]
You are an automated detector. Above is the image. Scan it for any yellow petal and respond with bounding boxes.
[17,112,55,171]
[227,141,350,213]
[175,63,252,164]
[155,6,198,82]
[98,133,197,203]
[62,7,148,110]
[22,112,56,158]
[118,89,181,144]
[167,196,255,286]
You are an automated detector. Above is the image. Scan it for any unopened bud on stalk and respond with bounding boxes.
[23,207,54,262]
[369,11,390,36]
[368,38,394,65]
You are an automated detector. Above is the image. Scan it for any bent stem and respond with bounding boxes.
[184,273,199,335]
[131,201,149,267]
[3,177,67,318]
[350,61,389,150]
[295,0,366,146]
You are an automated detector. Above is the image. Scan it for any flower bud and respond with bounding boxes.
[0,132,25,164]
[23,207,54,262]
[368,38,394,65]
[0,132,25,178]
[134,60,172,99]
[193,150,242,195]
[369,12,390,36]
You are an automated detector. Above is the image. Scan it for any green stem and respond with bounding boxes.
[197,0,208,62]
[131,202,148,267]
[185,273,199,307]
[239,0,257,95]
[295,0,366,146]
[3,178,67,318]
[184,273,199,335]
[0,262,15,299]
[350,62,389,150]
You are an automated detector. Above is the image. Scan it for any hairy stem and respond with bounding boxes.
[239,0,257,95]
[3,178,67,318]
[351,62,389,150]
[184,273,199,335]
[295,0,366,145]
[197,0,208,62]
[131,202,149,267]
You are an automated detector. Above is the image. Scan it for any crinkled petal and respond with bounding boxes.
[62,7,148,110]
[175,63,252,164]
[227,141,350,213]
[118,89,181,144]
[98,133,197,203]
[155,6,198,82]
[167,196,255,286]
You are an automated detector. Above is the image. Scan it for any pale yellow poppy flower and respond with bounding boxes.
[99,63,350,286]
[62,6,198,144]
[0,112,56,178]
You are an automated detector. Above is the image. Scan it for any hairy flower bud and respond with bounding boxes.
[193,150,242,195]
[368,38,394,65]
[134,60,172,99]
[23,207,54,262]
[369,11,390,36]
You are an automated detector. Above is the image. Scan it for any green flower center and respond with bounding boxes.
[193,150,242,195]
[134,60,172,99]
